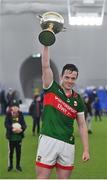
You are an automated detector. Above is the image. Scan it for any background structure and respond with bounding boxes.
[0,0,107,99]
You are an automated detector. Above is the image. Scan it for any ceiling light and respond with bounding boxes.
[67,0,105,26]
[83,0,95,4]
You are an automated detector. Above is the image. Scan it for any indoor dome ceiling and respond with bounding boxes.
[0,0,107,15]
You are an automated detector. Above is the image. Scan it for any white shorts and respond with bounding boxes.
[36,135,75,170]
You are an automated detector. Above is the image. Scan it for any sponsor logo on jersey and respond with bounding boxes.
[44,92,77,119]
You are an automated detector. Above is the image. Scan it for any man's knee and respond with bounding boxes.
[36,166,52,179]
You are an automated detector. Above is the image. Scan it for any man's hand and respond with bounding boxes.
[82,151,90,162]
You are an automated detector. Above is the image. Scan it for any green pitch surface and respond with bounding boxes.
[0,115,107,179]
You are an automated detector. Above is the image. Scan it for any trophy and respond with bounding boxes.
[38,12,65,46]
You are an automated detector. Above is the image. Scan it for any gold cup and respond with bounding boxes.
[38,12,65,46]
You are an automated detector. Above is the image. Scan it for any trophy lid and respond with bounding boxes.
[41,11,64,24]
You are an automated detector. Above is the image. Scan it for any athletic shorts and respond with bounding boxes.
[35,135,75,170]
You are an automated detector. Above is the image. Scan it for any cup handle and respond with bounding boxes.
[37,15,43,19]
[61,27,67,32]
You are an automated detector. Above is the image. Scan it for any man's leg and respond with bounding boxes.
[56,142,75,179]
[36,166,52,179]
[36,135,57,178]
[56,167,72,179]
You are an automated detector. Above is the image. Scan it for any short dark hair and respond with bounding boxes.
[61,64,79,77]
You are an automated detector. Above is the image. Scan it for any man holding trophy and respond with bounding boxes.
[35,12,90,179]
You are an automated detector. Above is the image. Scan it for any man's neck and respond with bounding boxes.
[61,85,72,97]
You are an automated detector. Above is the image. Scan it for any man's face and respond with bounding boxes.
[61,70,77,90]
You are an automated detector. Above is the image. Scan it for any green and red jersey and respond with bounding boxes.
[41,81,85,144]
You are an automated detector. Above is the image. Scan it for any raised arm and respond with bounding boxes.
[41,46,53,88]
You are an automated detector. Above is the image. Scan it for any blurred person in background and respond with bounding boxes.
[29,95,42,136]
[84,95,93,134]
[6,88,14,106]
[4,100,27,172]
[0,89,7,115]
[93,97,102,121]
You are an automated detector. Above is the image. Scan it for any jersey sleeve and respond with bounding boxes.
[77,95,85,113]
[43,81,57,93]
